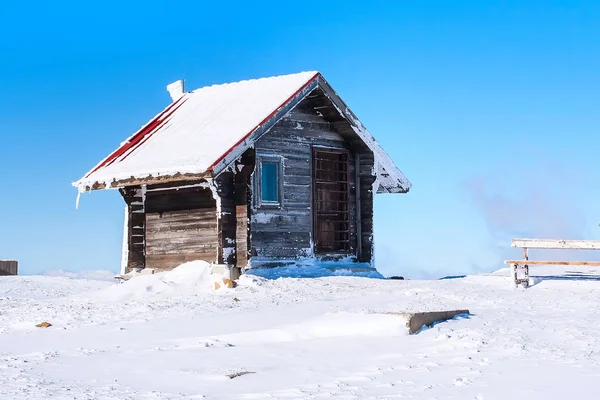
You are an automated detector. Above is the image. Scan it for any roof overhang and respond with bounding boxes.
[73,72,411,194]
[80,171,214,191]
[210,74,412,194]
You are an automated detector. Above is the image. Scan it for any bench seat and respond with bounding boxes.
[505,260,600,266]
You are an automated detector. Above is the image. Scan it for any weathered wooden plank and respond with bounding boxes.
[251,213,311,232]
[88,171,212,191]
[214,172,237,265]
[269,129,346,144]
[357,150,375,262]
[146,230,218,242]
[146,253,216,270]
[146,215,217,227]
[0,260,18,276]
[511,238,600,250]
[146,210,217,234]
[255,247,312,258]
[146,244,217,254]
[145,209,218,259]
[145,179,209,191]
[236,205,249,268]
[284,175,311,186]
[251,231,311,246]
[504,260,600,266]
[283,188,311,203]
[145,220,217,232]
[147,247,217,256]
[145,186,215,213]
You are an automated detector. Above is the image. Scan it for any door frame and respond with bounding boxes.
[311,146,351,255]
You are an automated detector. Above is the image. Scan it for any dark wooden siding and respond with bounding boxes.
[250,101,358,263]
[214,172,237,266]
[120,187,146,271]
[233,150,254,268]
[357,152,375,262]
[145,208,218,270]
[145,183,216,213]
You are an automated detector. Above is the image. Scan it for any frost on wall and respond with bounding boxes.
[251,213,277,224]
[222,247,236,263]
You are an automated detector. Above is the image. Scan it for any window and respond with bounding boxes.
[261,162,279,202]
[257,156,282,207]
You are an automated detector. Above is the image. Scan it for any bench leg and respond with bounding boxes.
[522,248,530,288]
[512,263,530,289]
[522,264,530,288]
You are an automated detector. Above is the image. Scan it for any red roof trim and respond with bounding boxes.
[84,95,188,178]
[85,72,319,182]
[207,71,321,171]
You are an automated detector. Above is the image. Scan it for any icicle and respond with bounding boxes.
[75,186,85,210]
[207,179,222,217]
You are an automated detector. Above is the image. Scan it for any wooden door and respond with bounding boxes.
[313,149,350,254]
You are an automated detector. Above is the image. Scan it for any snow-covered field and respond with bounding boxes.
[2,264,600,399]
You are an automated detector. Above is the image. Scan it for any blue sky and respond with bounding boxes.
[1,1,599,278]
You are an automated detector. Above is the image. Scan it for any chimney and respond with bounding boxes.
[166,79,185,102]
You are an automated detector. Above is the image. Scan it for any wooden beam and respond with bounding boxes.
[511,238,600,250]
[505,260,600,266]
[86,171,213,191]
[355,153,362,259]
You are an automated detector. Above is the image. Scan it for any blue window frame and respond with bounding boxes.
[261,162,279,202]
[257,156,282,207]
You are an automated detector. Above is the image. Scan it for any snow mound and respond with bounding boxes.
[236,273,268,288]
[95,261,220,301]
[211,312,409,346]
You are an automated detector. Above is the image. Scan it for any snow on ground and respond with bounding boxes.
[2,264,600,399]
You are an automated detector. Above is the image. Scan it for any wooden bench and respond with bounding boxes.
[505,238,600,288]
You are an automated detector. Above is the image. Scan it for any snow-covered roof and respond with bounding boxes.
[74,71,411,193]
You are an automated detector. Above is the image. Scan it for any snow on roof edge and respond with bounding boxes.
[314,75,411,194]
[73,71,320,191]
[72,94,192,190]
[72,71,411,194]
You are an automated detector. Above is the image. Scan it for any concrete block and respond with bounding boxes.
[386,309,470,334]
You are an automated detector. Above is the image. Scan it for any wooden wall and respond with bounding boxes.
[120,181,219,272]
[0,260,18,276]
[249,100,360,264]
[146,208,218,270]
[357,153,375,262]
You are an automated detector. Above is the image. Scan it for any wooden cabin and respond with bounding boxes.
[73,72,411,276]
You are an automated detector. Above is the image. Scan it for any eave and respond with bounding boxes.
[78,171,214,191]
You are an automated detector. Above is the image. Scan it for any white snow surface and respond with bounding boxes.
[43,269,117,281]
[2,265,600,399]
[75,71,318,189]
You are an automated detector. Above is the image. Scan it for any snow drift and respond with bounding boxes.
[94,261,222,301]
